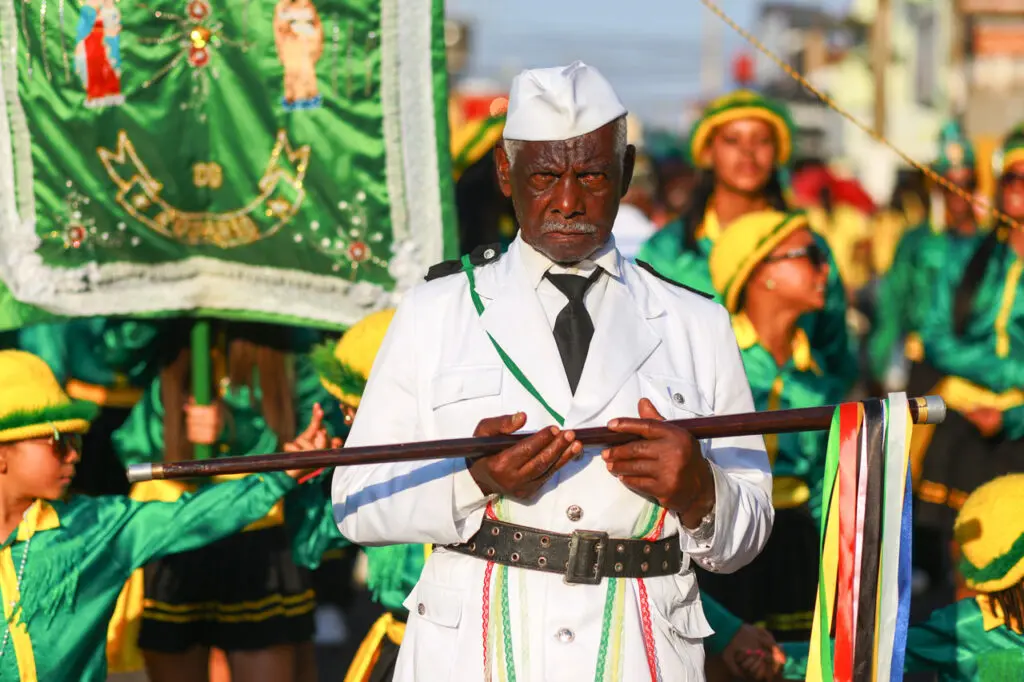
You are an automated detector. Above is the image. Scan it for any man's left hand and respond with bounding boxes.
[604,398,715,528]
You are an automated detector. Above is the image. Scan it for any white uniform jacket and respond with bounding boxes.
[332,238,773,682]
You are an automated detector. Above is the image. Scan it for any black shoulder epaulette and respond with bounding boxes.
[424,243,502,281]
[635,259,714,299]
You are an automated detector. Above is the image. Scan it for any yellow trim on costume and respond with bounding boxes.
[773,476,811,509]
[695,207,723,242]
[65,379,143,409]
[211,473,285,531]
[994,259,1023,358]
[904,332,925,364]
[977,594,1024,634]
[764,376,783,467]
[731,313,821,375]
[933,376,1024,415]
[142,589,317,623]
[1003,148,1024,174]
[760,610,815,632]
[106,568,145,674]
[344,612,407,682]
[690,106,792,167]
[908,423,937,487]
[0,502,56,682]
[917,480,970,511]
[0,419,91,444]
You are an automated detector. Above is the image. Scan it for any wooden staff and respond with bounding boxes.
[126,396,946,483]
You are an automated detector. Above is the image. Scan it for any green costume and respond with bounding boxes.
[17,318,162,395]
[112,328,348,565]
[639,218,855,395]
[0,473,300,682]
[732,314,845,521]
[869,226,984,379]
[702,593,744,656]
[868,122,982,382]
[920,236,1024,412]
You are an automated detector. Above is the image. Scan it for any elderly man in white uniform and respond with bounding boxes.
[332,62,773,682]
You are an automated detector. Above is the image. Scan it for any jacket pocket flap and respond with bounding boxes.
[405,582,463,629]
[639,374,711,416]
[431,365,503,409]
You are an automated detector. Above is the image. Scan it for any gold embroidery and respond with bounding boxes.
[192,162,224,190]
[97,130,309,248]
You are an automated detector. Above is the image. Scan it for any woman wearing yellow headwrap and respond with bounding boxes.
[697,211,843,674]
[778,473,1024,680]
[637,91,855,395]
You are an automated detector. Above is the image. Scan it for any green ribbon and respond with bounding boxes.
[461,255,565,426]
[959,532,1024,585]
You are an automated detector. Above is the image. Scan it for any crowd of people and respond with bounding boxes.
[0,61,1021,682]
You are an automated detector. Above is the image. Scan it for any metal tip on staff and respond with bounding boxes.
[912,395,946,425]
[127,463,162,483]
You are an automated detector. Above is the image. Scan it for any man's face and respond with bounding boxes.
[495,121,635,264]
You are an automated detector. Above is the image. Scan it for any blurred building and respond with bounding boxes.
[958,0,1024,186]
[755,3,851,161]
[770,0,957,203]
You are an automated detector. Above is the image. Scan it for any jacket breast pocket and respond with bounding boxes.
[638,373,711,420]
[430,365,503,430]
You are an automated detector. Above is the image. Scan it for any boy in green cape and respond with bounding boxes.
[0,350,326,681]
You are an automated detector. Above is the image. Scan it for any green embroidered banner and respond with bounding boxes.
[0,0,455,331]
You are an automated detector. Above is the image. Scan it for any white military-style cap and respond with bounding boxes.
[502,61,627,142]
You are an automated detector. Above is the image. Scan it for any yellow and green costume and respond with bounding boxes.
[0,350,303,682]
[867,121,982,384]
[696,211,845,642]
[310,308,425,682]
[781,474,1024,680]
[637,91,855,394]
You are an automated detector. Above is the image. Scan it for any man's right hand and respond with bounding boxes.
[468,412,582,500]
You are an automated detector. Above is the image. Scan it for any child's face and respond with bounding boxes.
[0,434,81,500]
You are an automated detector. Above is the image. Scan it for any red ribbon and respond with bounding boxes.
[834,402,862,681]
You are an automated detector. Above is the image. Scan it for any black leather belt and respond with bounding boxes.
[444,518,682,585]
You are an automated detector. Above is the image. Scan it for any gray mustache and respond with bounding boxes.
[539,222,599,235]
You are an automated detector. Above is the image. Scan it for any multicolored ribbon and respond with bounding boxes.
[807,395,914,682]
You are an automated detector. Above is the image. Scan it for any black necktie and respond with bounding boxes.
[545,269,603,394]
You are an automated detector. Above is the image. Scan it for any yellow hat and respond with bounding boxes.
[708,210,809,313]
[311,309,396,408]
[0,350,97,443]
[451,114,506,182]
[689,90,795,168]
[955,473,1024,593]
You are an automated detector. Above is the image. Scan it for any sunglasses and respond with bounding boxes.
[49,428,83,459]
[762,243,828,269]
[1001,171,1024,185]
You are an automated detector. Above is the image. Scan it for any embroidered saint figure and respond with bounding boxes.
[74,0,125,108]
[273,0,324,111]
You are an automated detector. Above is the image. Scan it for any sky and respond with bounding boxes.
[445,0,849,130]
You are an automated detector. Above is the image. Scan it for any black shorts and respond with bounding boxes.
[138,525,316,653]
[695,505,819,642]
[916,408,1024,531]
